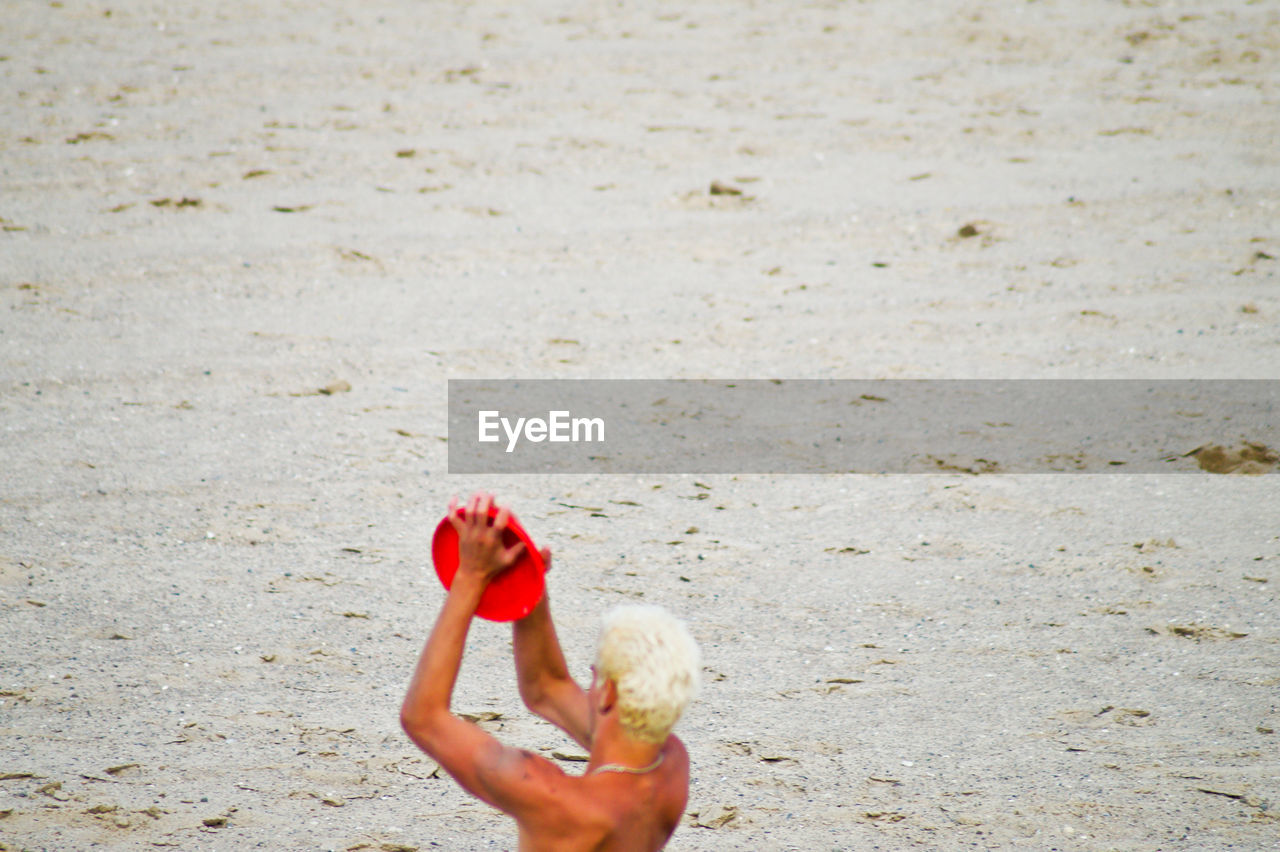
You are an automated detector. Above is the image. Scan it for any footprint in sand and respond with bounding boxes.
[1186,442,1277,475]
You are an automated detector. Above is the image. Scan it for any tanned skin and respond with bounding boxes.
[400,494,689,851]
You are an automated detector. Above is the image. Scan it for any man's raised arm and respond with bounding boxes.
[400,495,569,821]
[513,550,591,749]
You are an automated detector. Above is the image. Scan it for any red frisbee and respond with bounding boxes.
[431,504,545,622]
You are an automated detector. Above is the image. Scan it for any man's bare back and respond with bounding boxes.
[399,495,700,851]
[512,736,688,851]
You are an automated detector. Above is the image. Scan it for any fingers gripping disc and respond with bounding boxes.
[431,504,545,622]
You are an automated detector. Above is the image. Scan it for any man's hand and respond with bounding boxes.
[449,493,526,589]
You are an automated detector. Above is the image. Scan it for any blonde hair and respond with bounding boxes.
[594,604,700,744]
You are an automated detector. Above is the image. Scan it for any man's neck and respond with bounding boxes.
[586,720,664,776]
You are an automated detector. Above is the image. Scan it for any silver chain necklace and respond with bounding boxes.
[589,753,665,776]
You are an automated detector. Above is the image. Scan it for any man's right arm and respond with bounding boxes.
[513,552,591,748]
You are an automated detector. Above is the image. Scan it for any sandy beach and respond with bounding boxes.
[2,1,1278,849]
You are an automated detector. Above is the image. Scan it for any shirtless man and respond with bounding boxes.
[400,494,701,851]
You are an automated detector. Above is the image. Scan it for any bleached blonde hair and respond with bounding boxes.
[594,604,700,744]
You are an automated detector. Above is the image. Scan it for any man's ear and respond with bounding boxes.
[597,678,617,715]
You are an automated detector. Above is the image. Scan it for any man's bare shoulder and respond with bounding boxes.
[663,735,689,770]
[507,752,611,850]
[493,748,603,813]
[524,742,689,852]
[491,747,578,794]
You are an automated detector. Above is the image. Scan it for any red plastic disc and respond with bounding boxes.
[431,504,545,622]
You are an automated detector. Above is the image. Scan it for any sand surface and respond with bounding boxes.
[3,1,1279,849]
